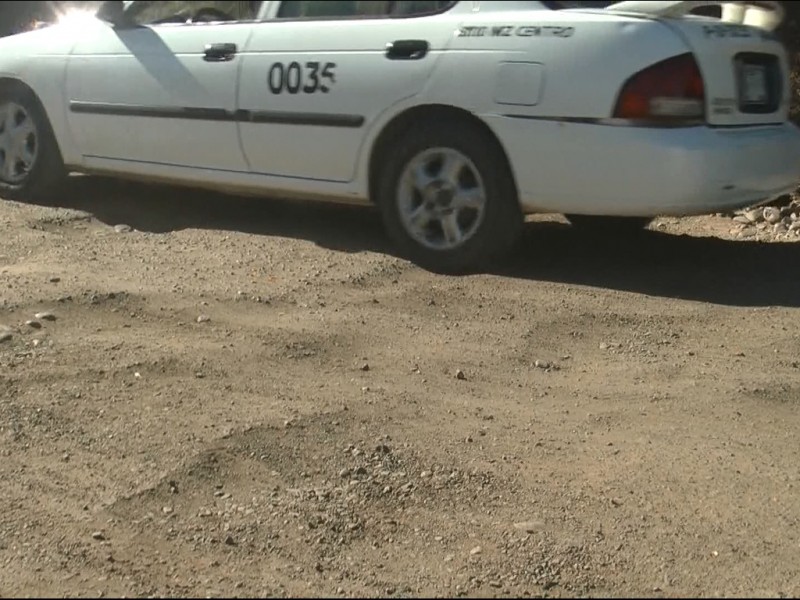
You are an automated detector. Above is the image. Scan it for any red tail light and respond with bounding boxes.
[614,53,706,125]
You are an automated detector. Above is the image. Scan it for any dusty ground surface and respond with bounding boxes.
[1,176,799,598]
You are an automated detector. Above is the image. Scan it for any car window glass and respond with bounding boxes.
[127,1,262,25]
[276,0,453,19]
[391,1,454,16]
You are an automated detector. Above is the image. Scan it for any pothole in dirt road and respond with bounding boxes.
[24,208,94,232]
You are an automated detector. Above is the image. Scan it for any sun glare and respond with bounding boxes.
[55,8,99,28]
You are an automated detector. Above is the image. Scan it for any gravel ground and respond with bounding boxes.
[1,175,799,598]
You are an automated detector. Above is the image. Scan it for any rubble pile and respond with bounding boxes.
[728,194,800,240]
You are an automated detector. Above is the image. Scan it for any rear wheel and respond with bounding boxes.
[566,214,651,235]
[0,86,65,201]
[376,120,522,274]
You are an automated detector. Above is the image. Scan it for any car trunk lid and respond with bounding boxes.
[605,1,789,126]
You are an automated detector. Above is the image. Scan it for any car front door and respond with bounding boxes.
[66,1,262,173]
[236,0,457,184]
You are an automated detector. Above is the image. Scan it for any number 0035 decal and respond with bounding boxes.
[268,61,337,94]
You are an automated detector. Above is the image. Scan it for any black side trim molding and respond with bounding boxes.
[247,110,364,128]
[69,102,364,128]
[501,114,707,129]
[501,114,603,125]
[70,102,232,121]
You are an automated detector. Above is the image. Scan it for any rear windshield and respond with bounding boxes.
[546,1,723,17]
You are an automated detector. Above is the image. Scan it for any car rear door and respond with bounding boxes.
[236,0,457,183]
[66,1,261,173]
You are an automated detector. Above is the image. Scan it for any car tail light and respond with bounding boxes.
[613,53,705,125]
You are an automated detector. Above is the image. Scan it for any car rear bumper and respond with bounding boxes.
[485,117,800,216]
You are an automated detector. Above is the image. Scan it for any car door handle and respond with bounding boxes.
[385,40,429,61]
[204,43,237,62]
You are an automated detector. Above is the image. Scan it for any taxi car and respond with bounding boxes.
[0,0,798,272]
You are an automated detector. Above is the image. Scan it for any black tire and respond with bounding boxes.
[375,119,522,274]
[566,214,651,235]
[0,84,66,202]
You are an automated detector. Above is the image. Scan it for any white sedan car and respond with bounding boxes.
[1,0,799,272]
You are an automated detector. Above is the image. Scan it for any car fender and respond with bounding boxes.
[0,26,85,167]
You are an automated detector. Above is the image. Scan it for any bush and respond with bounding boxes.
[778,3,800,123]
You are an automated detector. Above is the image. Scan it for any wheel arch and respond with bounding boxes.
[0,76,66,161]
[0,76,47,111]
[367,104,519,206]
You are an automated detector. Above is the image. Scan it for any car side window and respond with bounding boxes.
[126,1,263,26]
[276,0,453,19]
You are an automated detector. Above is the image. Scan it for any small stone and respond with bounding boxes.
[789,221,800,232]
[469,546,482,556]
[224,535,236,546]
[114,224,132,233]
[91,531,106,541]
[455,369,466,380]
[196,315,211,323]
[339,468,351,479]
[49,277,61,283]
[25,320,42,329]
[35,312,56,321]
[162,506,173,515]
[360,363,370,372]
[513,520,545,533]
[444,554,455,563]
[763,206,782,224]
[732,215,751,225]
[0,329,12,343]
[744,208,762,223]
[599,342,609,350]
[534,360,550,370]
[420,470,431,479]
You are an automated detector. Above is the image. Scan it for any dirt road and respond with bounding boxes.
[1,176,799,598]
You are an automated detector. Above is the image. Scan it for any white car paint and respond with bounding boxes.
[67,20,255,172]
[0,0,798,216]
